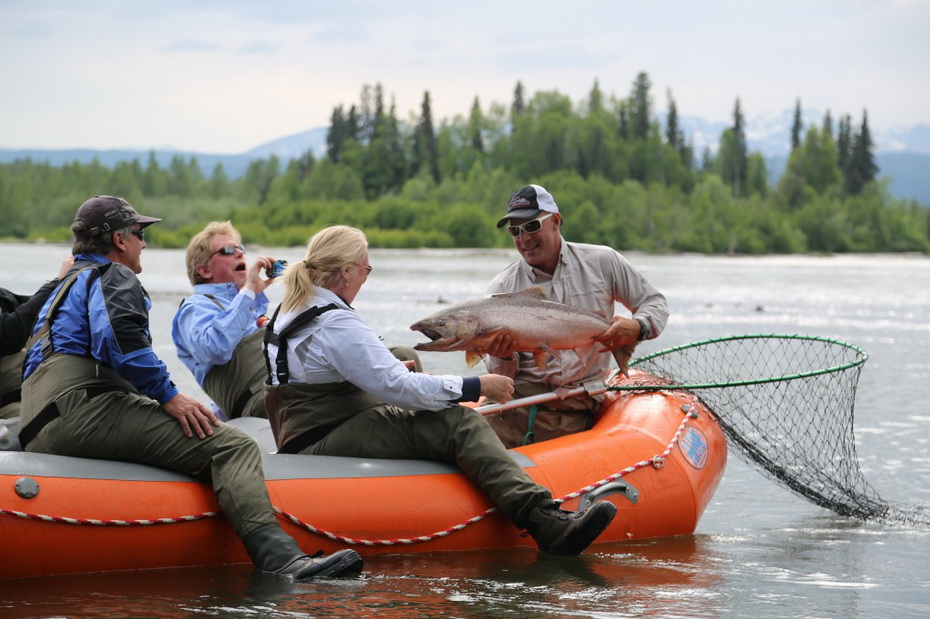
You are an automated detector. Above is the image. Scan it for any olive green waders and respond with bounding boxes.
[266,380,552,528]
[203,329,268,419]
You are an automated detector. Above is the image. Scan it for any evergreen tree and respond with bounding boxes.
[327,105,346,163]
[384,98,407,189]
[791,99,803,151]
[209,163,230,200]
[629,72,652,140]
[665,89,680,151]
[617,100,630,140]
[346,105,360,142]
[822,110,833,139]
[142,152,167,196]
[415,91,440,184]
[782,126,841,199]
[837,114,852,174]
[107,160,143,202]
[845,110,878,195]
[511,81,526,120]
[241,156,280,205]
[719,99,749,197]
[469,97,484,153]
[168,155,194,197]
[575,80,617,180]
[701,146,714,172]
[664,89,689,166]
[361,89,404,198]
[588,79,604,114]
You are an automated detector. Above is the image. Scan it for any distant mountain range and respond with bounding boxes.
[2,113,928,204]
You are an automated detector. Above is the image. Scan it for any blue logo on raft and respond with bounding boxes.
[679,427,709,469]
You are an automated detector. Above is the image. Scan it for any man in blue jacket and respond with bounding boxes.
[173,221,281,420]
[19,196,362,581]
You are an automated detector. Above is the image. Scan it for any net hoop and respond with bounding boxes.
[622,334,869,390]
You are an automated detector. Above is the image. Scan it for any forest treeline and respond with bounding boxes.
[1,74,928,254]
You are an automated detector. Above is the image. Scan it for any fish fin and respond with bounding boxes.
[465,351,483,368]
[490,287,547,300]
[533,346,560,370]
[519,286,548,300]
[611,342,638,377]
[533,351,549,370]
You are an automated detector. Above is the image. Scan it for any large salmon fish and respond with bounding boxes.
[409,289,636,374]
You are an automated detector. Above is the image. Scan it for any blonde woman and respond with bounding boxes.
[263,225,617,556]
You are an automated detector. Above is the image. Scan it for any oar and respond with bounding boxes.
[475,380,610,415]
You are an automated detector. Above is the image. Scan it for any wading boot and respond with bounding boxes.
[244,525,364,581]
[525,499,618,556]
[269,549,364,581]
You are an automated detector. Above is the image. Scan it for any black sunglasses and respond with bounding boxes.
[211,244,246,257]
[130,229,145,241]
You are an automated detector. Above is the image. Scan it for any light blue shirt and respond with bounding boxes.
[172,282,269,385]
[267,288,466,412]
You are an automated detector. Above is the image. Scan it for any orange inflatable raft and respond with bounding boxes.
[0,370,726,580]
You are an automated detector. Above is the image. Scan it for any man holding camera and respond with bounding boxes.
[173,221,286,420]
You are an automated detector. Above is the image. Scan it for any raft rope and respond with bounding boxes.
[0,509,217,526]
[0,397,698,544]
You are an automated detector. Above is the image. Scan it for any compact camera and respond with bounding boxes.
[266,259,288,278]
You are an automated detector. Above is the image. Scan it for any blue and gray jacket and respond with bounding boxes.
[23,253,178,404]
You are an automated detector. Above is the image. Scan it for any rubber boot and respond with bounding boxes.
[243,525,363,581]
[524,499,618,556]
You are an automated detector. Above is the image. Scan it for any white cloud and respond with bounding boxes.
[1,0,928,153]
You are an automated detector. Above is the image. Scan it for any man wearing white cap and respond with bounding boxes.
[482,185,669,447]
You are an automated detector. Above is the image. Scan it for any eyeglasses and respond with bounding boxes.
[211,244,246,258]
[507,213,554,237]
[354,263,373,274]
[130,229,145,241]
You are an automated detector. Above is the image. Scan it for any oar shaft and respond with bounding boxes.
[475,381,609,415]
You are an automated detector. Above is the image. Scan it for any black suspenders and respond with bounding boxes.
[262,304,338,385]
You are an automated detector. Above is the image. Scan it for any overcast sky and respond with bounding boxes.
[3,0,928,154]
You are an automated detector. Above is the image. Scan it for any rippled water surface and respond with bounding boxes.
[2,244,929,617]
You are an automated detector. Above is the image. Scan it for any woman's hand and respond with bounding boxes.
[478,374,514,404]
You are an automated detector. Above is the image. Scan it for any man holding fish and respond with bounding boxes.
[482,185,668,447]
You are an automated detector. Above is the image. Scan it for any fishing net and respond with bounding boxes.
[619,334,929,526]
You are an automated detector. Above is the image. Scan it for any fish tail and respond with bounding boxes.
[612,342,638,377]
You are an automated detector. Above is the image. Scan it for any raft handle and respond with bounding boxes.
[578,480,639,509]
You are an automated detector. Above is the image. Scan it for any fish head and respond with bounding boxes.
[410,309,483,352]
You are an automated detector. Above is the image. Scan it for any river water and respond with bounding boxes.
[2,243,929,618]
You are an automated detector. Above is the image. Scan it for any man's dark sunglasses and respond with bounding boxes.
[211,244,246,257]
[131,229,145,241]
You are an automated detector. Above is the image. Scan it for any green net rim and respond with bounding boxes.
[614,333,869,390]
